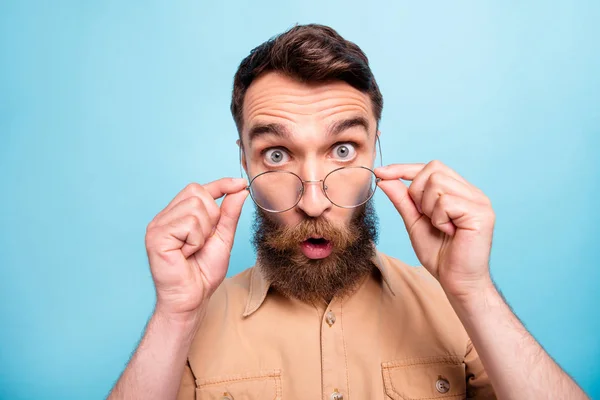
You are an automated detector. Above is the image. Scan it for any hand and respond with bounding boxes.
[375,161,495,299]
[145,178,249,321]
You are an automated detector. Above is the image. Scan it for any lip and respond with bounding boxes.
[300,238,333,259]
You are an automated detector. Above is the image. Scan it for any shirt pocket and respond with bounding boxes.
[195,369,282,400]
[382,355,466,400]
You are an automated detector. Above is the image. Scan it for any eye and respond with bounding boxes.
[264,148,289,165]
[331,143,357,161]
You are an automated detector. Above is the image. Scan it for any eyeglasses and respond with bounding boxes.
[247,166,380,213]
[240,135,383,213]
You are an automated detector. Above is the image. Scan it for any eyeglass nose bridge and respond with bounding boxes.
[301,179,328,192]
[294,179,331,212]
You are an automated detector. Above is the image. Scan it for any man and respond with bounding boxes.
[108,24,588,399]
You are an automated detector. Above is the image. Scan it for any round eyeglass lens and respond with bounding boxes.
[324,167,377,208]
[249,171,303,212]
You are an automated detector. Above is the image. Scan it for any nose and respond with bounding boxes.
[296,178,332,218]
[296,160,333,218]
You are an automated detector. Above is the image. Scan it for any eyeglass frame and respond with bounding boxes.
[239,133,384,213]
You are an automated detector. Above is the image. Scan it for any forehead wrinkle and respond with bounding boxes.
[243,75,375,133]
[245,106,373,144]
[246,97,371,122]
[248,112,298,128]
[245,82,370,108]
[244,96,315,123]
[247,73,365,99]
[318,103,371,119]
[246,90,368,113]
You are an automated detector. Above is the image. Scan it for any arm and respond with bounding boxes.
[447,283,587,400]
[108,310,202,399]
[108,178,248,400]
[376,161,588,400]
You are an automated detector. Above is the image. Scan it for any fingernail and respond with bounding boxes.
[234,178,248,185]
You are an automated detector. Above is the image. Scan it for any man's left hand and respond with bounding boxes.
[375,161,495,300]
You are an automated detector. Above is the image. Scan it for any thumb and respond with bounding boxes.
[208,189,249,251]
[377,179,421,231]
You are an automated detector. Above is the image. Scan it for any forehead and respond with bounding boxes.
[241,72,375,142]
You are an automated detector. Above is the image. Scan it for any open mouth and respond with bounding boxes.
[300,237,333,259]
[307,237,328,245]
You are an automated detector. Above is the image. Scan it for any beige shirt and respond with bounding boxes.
[177,251,496,400]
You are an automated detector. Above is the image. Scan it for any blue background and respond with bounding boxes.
[1,1,598,399]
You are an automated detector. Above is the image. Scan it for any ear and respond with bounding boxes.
[236,139,249,175]
[373,129,383,166]
[374,130,381,158]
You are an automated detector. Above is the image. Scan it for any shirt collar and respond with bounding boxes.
[242,250,396,317]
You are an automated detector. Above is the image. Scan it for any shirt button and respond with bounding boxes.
[221,392,233,400]
[330,390,343,400]
[325,310,336,327]
[435,378,450,393]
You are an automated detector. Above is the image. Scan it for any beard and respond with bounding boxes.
[251,200,379,303]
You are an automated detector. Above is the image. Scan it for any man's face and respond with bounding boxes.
[241,72,378,231]
[239,72,380,302]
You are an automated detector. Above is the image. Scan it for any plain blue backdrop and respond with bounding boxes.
[1,1,599,399]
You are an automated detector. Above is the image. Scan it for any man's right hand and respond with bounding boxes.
[144,178,249,322]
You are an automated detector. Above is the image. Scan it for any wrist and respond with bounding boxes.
[444,277,498,314]
[153,303,207,341]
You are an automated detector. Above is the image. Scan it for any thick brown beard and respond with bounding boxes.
[251,200,379,303]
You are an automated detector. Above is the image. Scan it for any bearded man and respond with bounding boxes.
[109,24,588,400]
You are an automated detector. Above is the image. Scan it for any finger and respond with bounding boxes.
[153,196,213,240]
[423,160,469,184]
[174,216,207,259]
[151,215,205,259]
[408,161,471,213]
[158,188,221,230]
[430,195,459,237]
[420,172,478,217]
[374,163,425,181]
[204,177,248,200]
[202,189,249,253]
[159,178,247,217]
[430,194,492,237]
[377,179,422,232]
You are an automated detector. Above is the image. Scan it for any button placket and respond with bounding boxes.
[320,300,348,400]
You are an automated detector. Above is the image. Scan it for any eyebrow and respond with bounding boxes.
[247,116,370,144]
[328,116,370,137]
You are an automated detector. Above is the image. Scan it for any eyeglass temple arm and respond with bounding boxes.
[238,141,251,191]
[376,133,383,168]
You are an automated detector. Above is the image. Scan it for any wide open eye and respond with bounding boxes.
[264,148,290,166]
[331,143,356,161]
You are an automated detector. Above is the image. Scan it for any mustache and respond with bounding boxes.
[254,209,361,252]
[262,216,359,251]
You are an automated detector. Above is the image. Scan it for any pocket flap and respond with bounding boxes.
[382,356,466,399]
[196,369,282,400]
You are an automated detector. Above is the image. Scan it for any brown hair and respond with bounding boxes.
[230,24,383,135]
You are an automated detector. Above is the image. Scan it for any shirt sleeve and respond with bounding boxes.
[176,359,196,400]
[465,339,497,399]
